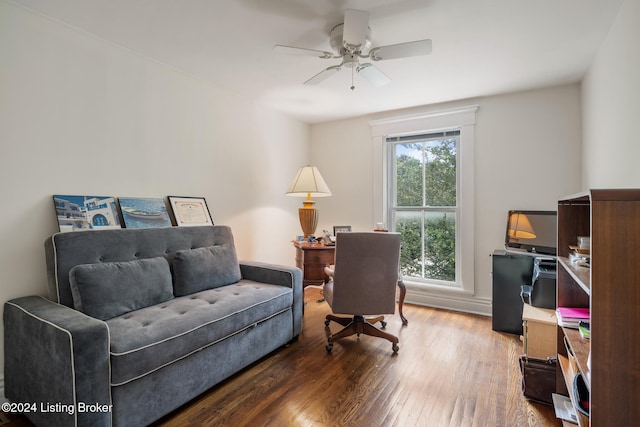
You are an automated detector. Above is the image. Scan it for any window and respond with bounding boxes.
[388,131,459,284]
[370,106,476,293]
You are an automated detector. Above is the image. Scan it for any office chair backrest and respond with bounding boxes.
[330,232,401,315]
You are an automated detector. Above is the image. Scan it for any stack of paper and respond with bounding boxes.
[556,307,590,329]
[553,393,578,423]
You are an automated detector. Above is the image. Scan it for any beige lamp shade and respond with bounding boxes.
[508,213,536,239]
[286,166,332,197]
[286,166,332,238]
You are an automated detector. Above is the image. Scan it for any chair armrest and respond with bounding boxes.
[3,296,111,427]
[239,261,303,337]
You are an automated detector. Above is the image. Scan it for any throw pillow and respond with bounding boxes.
[172,244,242,296]
[69,256,174,320]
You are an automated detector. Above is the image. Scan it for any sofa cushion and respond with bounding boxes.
[69,257,174,321]
[172,244,241,296]
[106,280,293,386]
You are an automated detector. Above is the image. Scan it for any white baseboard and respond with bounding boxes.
[404,288,492,317]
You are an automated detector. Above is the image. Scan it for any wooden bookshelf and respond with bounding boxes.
[557,257,590,294]
[556,189,640,426]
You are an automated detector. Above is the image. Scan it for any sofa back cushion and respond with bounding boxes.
[172,244,242,296]
[70,257,174,320]
[45,226,236,308]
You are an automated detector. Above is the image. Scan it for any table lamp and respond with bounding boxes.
[286,166,332,238]
[508,212,536,239]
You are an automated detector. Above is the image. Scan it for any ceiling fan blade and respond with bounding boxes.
[357,63,391,87]
[304,65,342,85]
[342,9,370,48]
[369,39,432,61]
[274,45,334,59]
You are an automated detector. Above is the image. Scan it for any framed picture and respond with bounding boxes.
[118,197,172,229]
[168,196,214,227]
[53,195,121,232]
[333,225,352,235]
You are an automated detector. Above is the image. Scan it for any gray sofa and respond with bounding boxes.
[3,225,302,427]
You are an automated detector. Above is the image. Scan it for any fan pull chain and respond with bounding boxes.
[351,66,355,91]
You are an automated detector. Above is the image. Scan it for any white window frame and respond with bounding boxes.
[370,106,477,295]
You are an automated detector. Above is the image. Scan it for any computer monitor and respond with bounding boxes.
[505,210,557,256]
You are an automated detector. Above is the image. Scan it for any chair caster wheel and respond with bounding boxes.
[324,319,330,327]
[326,343,333,353]
[381,320,387,329]
[392,343,399,353]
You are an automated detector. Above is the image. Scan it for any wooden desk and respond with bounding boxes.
[292,240,408,325]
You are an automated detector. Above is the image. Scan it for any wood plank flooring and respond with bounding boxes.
[152,288,560,427]
[3,287,560,426]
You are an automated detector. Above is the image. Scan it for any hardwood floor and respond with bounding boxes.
[3,288,560,426]
[152,288,560,427]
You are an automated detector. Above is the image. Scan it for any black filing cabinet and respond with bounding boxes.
[492,250,535,334]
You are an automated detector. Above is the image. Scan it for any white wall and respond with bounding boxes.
[311,84,582,313]
[0,2,308,369]
[310,118,375,233]
[581,0,640,188]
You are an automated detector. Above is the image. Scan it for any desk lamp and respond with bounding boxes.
[286,166,332,238]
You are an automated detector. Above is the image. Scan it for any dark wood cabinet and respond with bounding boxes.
[491,250,535,335]
[556,189,640,426]
[293,241,335,288]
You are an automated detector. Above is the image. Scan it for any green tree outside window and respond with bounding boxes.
[393,138,457,282]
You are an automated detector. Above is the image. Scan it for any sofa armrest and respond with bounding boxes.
[4,296,111,427]
[239,261,303,337]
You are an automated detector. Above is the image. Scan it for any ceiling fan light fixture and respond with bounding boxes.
[275,9,432,90]
[357,63,391,87]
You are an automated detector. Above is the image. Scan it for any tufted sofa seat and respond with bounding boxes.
[107,281,293,386]
[3,226,302,427]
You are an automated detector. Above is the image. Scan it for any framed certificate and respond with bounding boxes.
[168,196,214,227]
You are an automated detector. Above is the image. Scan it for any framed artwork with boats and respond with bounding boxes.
[118,197,172,229]
[168,196,214,227]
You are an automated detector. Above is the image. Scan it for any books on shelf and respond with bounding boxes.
[556,306,590,329]
[579,321,590,339]
[577,236,590,249]
[568,245,590,264]
[569,237,590,265]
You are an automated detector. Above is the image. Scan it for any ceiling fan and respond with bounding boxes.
[274,9,432,90]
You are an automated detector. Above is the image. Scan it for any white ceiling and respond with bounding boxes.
[9,0,624,124]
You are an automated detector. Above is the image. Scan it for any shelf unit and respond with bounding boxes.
[556,189,640,426]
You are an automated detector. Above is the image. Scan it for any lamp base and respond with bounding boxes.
[299,200,319,238]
